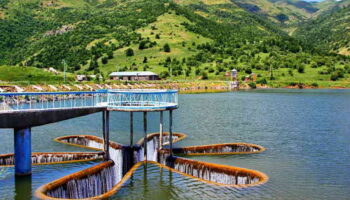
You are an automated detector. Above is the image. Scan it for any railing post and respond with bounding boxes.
[144,112,147,161]
[159,111,164,150]
[130,112,133,146]
[103,110,110,160]
[169,110,173,156]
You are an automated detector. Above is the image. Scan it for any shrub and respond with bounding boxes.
[163,43,171,52]
[289,82,297,86]
[159,71,170,79]
[125,48,134,57]
[297,65,305,73]
[330,70,345,81]
[195,68,201,75]
[248,82,256,89]
[101,56,108,64]
[245,68,252,74]
[107,51,114,59]
[311,83,319,87]
[201,71,208,80]
[138,41,147,50]
[256,78,267,85]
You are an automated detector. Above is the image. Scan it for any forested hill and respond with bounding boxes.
[0,0,349,87]
[294,4,350,55]
[0,0,304,71]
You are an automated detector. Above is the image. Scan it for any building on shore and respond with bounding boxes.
[225,69,238,80]
[109,71,159,81]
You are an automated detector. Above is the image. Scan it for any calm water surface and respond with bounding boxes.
[1,89,350,200]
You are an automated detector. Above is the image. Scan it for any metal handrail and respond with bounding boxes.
[0,89,178,112]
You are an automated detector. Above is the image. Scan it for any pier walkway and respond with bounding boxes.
[0,89,178,175]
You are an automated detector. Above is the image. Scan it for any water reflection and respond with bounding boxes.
[15,175,32,200]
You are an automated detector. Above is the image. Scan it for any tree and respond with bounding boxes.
[330,70,345,81]
[165,57,171,63]
[195,68,201,75]
[159,71,170,79]
[245,68,252,74]
[125,48,134,57]
[139,41,147,50]
[107,50,114,59]
[101,56,108,64]
[155,34,160,39]
[143,57,148,63]
[163,43,171,52]
[88,59,98,71]
[297,65,305,73]
[201,71,208,80]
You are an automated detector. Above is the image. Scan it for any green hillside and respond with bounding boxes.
[316,0,350,14]
[0,0,349,87]
[294,5,350,55]
[176,0,320,24]
[0,65,72,85]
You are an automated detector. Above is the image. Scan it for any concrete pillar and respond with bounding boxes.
[169,110,173,156]
[103,111,110,160]
[130,112,133,146]
[159,111,163,150]
[143,112,147,161]
[14,128,31,176]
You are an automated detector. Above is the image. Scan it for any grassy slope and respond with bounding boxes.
[94,12,211,76]
[315,0,350,14]
[230,0,317,24]
[294,5,350,55]
[0,66,73,85]
[251,66,350,88]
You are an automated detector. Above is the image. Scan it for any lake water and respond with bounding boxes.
[1,89,350,199]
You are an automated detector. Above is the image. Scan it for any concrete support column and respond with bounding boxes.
[14,128,32,176]
[159,111,163,150]
[130,112,133,146]
[169,110,173,156]
[103,111,110,160]
[143,112,147,161]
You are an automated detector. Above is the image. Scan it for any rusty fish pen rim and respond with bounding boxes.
[35,159,268,200]
[35,160,115,200]
[26,133,267,200]
[0,152,103,167]
[136,132,187,146]
[169,156,269,187]
[172,143,266,156]
[54,135,124,151]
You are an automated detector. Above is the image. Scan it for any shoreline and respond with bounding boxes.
[0,81,349,94]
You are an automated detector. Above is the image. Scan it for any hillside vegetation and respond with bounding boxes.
[295,5,350,55]
[0,0,349,87]
[0,66,72,85]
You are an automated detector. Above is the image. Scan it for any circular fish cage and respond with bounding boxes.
[106,89,178,111]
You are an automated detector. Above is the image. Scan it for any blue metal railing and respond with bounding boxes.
[107,89,178,110]
[0,89,178,112]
